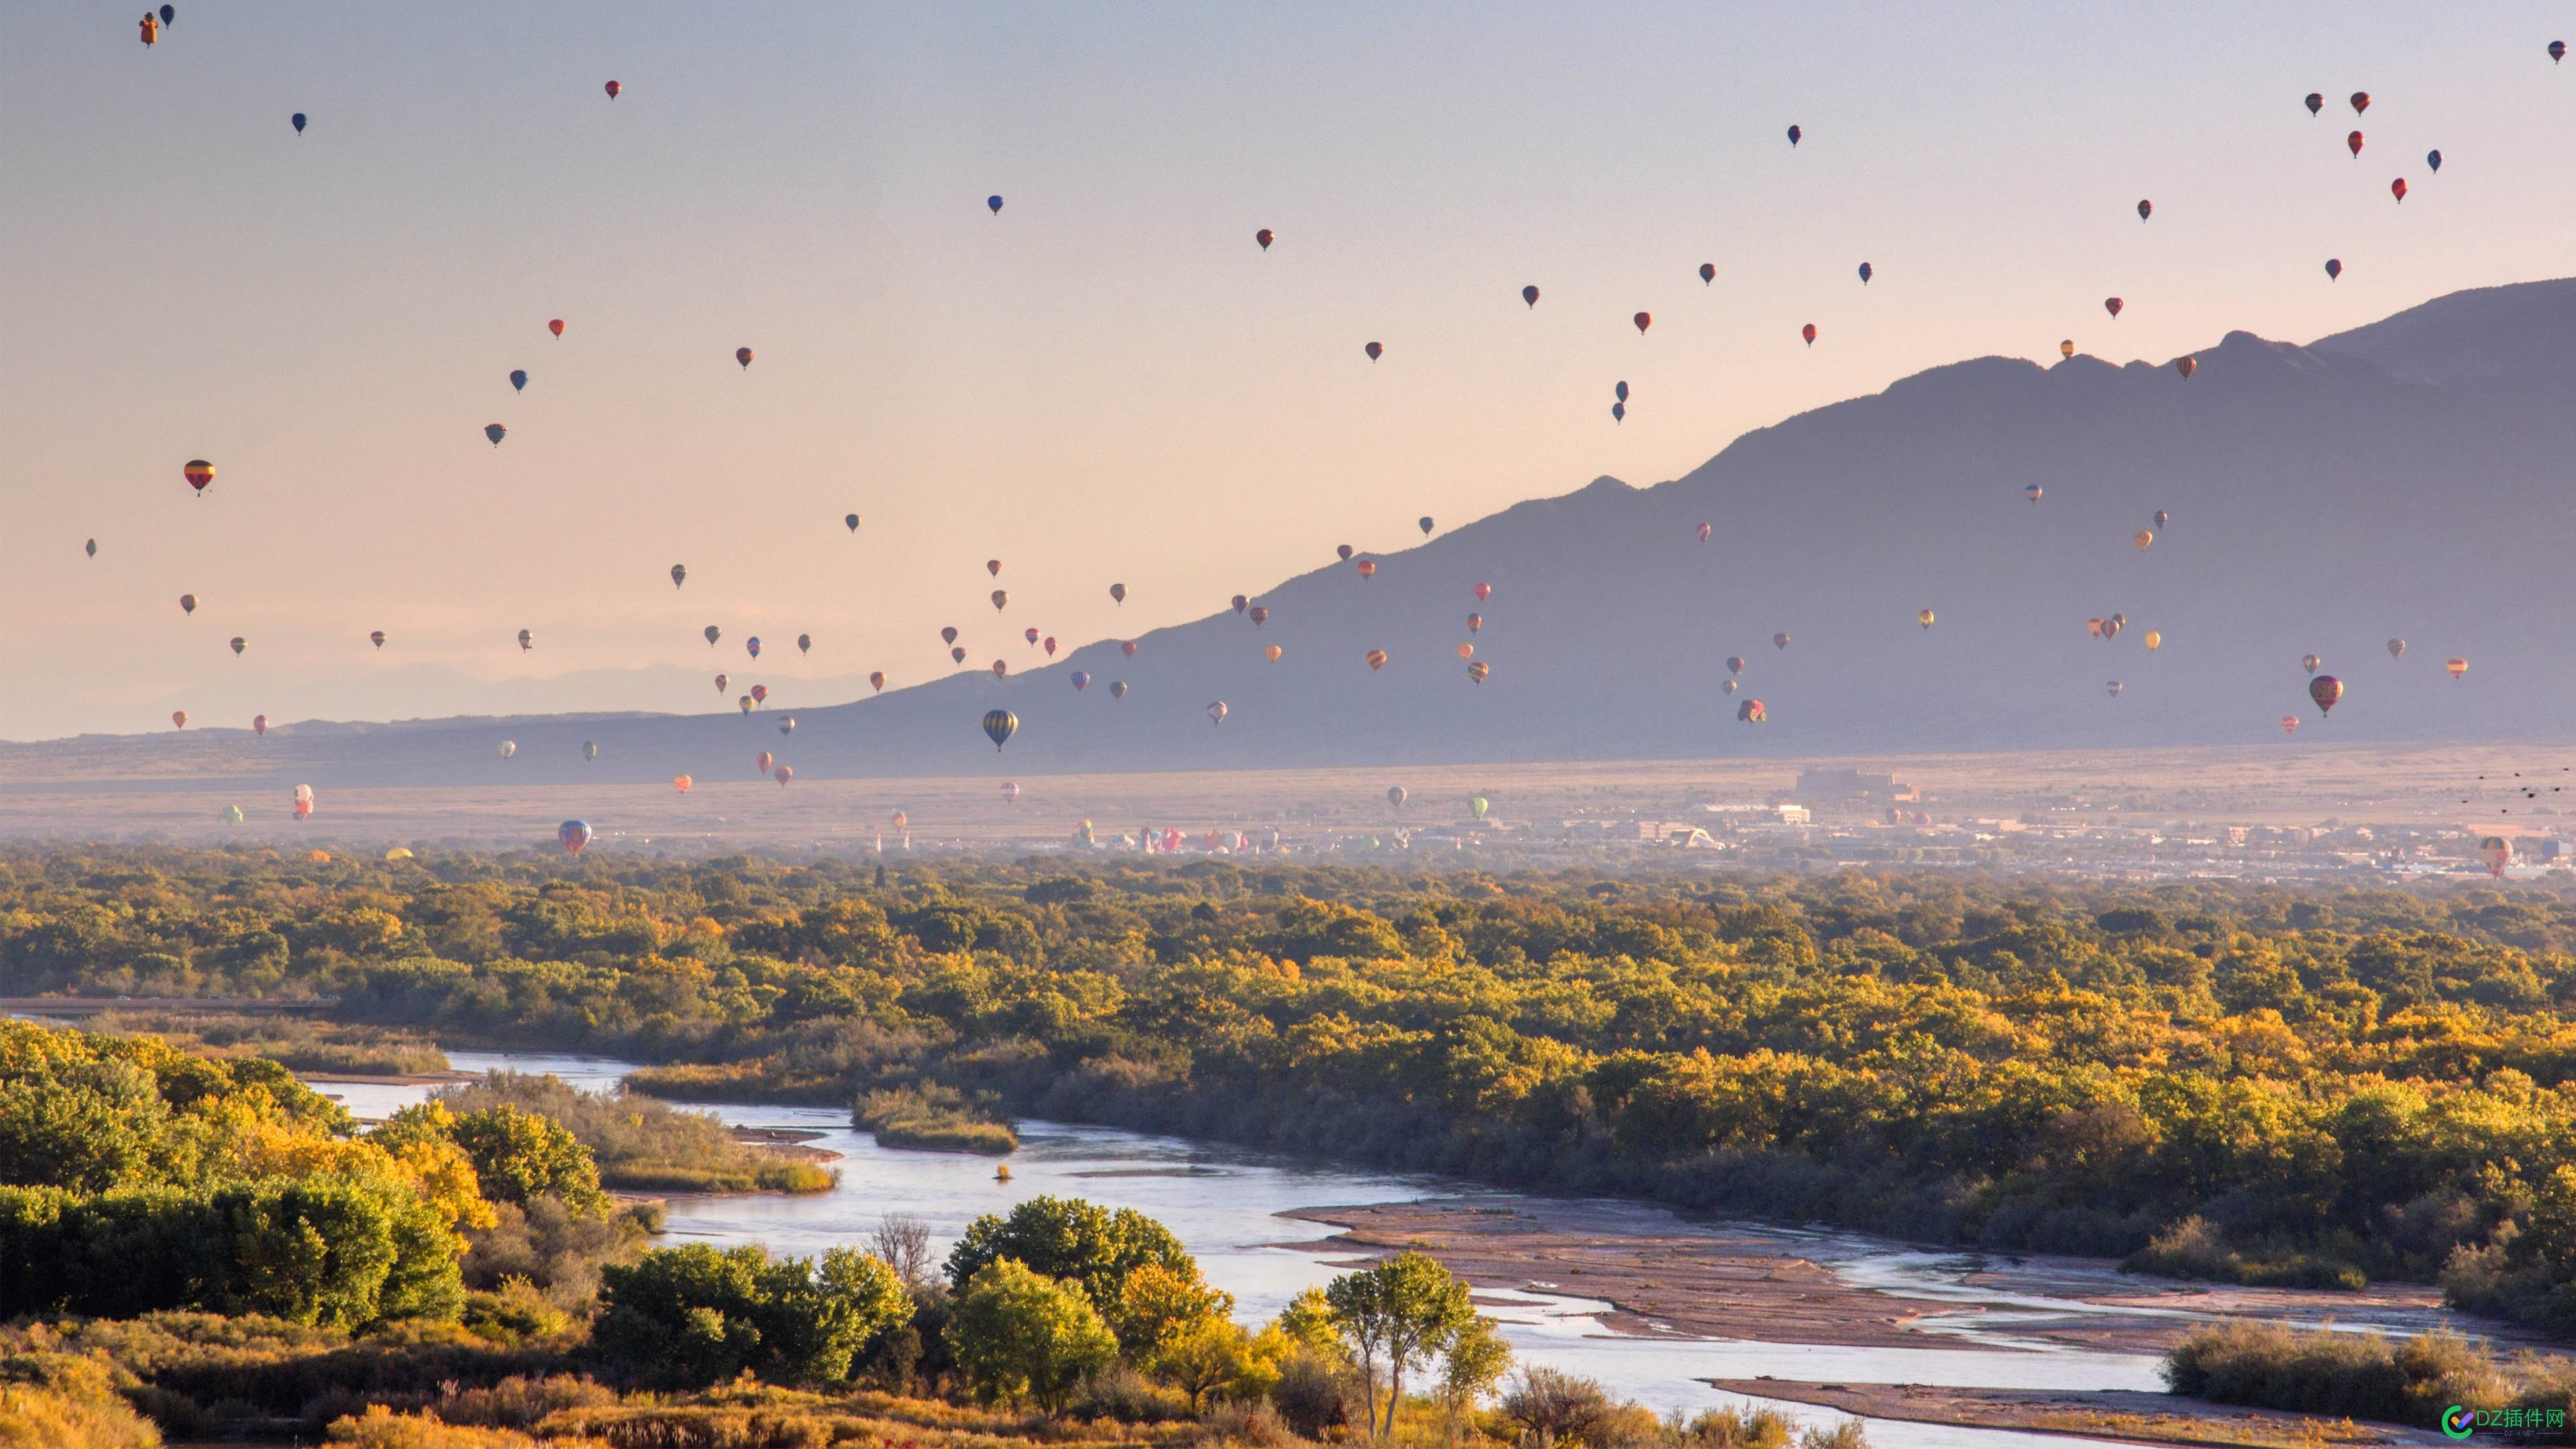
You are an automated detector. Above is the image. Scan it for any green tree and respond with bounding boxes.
[944,1195,1195,1311]
[947,1256,1119,1414]
[1436,1315,1512,1446]
[445,1104,606,1213]
[1325,1252,1474,1438]
[594,1242,911,1388]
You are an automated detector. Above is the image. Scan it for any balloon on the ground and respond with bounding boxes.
[559,820,592,855]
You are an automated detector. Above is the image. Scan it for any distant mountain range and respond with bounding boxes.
[15,278,2573,788]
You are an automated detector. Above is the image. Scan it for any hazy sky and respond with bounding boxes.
[5,3,2567,740]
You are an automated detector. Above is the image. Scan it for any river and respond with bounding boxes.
[315,1050,2231,1449]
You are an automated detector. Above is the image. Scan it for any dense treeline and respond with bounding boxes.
[11,846,2576,1332]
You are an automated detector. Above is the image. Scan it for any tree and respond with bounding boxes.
[445,1104,606,1214]
[595,1243,911,1388]
[947,1257,1118,1414]
[1436,1315,1512,1445]
[1110,1260,1234,1359]
[944,1195,1195,1311]
[1148,1314,1264,1410]
[1325,1252,1475,1438]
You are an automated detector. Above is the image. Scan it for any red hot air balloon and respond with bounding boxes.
[549,318,566,337]
[2174,356,2196,379]
[757,750,775,773]
[1355,560,1377,580]
[1697,522,1711,542]
[559,820,592,855]
[1024,627,1041,645]
[1364,341,1383,362]
[1120,641,1138,657]
[2310,675,2344,715]
[1256,228,1274,250]
[1364,649,1388,671]
[1801,323,1817,346]
[1737,699,1766,723]
[1699,262,1715,285]
[750,684,768,704]
[171,711,188,729]
[2104,298,2124,319]
[1725,655,1745,676]
[2447,657,2469,680]
[1472,582,1492,601]
[869,671,885,692]
[2350,91,2370,115]
[1633,312,1652,335]
[1522,285,1540,307]
[2280,715,2299,736]
[2391,178,2408,203]
[1043,637,1058,657]
[604,80,621,100]
[184,459,215,494]
[2349,130,2365,158]
[736,347,754,369]
[253,714,268,735]
[774,765,793,786]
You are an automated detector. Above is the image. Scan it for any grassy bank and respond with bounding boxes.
[859,1085,1020,1155]
[86,1009,451,1077]
[435,1072,837,1195]
[2163,1322,2576,1430]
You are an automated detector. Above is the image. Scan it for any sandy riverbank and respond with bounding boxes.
[1707,1383,2443,1449]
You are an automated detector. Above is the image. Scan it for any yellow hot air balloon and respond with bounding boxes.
[2143,631,2162,651]
[2448,657,2469,680]
[1916,608,1935,629]
[2134,529,2154,551]
[2059,340,2075,360]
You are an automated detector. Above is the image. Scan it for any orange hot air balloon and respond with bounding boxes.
[252,714,268,735]
[184,459,215,494]
[2104,298,2124,319]
[604,80,622,99]
[2310,675,2343,715]
[991,590,1008,610]
[674,774,694,792]
[2280,715,2300,736]
[2135,530,2155,549]
[774,765,793,786]
[549,318,566,337]
[2143,631,2162,651]
[1466,661,1490,684]
[2173,356,2195,379]
[2447,657,2469,680]
[757,750,775,773]
[2390,177,2408,203]
[2481,837,2513,877]
[2060,340,2075,360]
[869,672,886,692]
[1633,311,1652,334]
[1355,559,1377,579]
[1916,608,1935,629]
[172,710,189,729]
[1737,699,1766,723]
[1473,582,1492,601]
[1801,323,1817,346]
[1263,644,1283,662]
[735,347,754,369]
[1364,649,1388,671]
[2087,618,2104,637]
[1467,613,1483,633]
[1457,643,1474,659]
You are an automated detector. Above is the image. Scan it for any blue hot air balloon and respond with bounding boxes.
[508,370,527,392]
[558,820,592,855]
[1612,402,1625,424]
[2324,258,2343,280]
[1786,124,1802,146]
[2426,148,2443,172]
[291,113,307,134]
[987,195,1004,214]
[1614,380,1628,402]
[1858,261,1874,284]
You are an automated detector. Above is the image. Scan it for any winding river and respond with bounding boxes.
[315,1050,2334,1449]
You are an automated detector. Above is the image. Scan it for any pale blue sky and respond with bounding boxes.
[5,3,2567,737]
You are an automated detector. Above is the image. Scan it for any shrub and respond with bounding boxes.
[592,1243,910,1389]
[947,1258,1118,1413]
[857,1085,1019,1155]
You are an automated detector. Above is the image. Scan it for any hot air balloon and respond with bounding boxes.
[1470,796,1489,820]
[2174,356,2196,379]
[1615,382,1630,405]
[1419,516,1436,536]
[2351,91,2370,115]
[1070,670,1090,692]
[796,634,812,655]
[1786,124,1802,146]
[180,594,197,616]
[1206,700,1228,727]
[2480,837,2513,877]
[1256,228,1274,250]
[184,459,215,494]
[1473,582,1493,602]
[604,80,621,99]
[991,660,1007,678]
[670,564,686,588]
[2104,298,2123,319]
[714,672,729,693]
[1612,403,1625,423]
[746,637,763,659]
[1633,312,1652,335]
[1456,643,1474,659]
[1356,560,1377,580]
[1043,637,1059,657]
[85,539,96,557]
[519,629,533,651]
[735,347,754,370]
[292,112,306,134]
[751,684,768,704]
[991,590,1008,610]
[739,696,754,714]
[1387,786,1407,809]
[253,714,268,735]
[2059,341,2075,360]
[1120,641,1138,656]
[1263,645,1283,662]
[1025,627,1042,645]
[1802,323,1818,346]
[2448,657,2469,680]
[221,804,243,824]
[1917,609,1935,630]
[938,627,959,648]
[845,513,860,532]
[498,739,515,757]
[1001,780,1020,805]
[757,750,775,774]
[2554,41,2567,62]
[292,784,314,820]
[1365,649,1388,671]
[778,715,796,735]
[2144,631,2162,651]
[1110,680,1128,700]
[2427,149,2443,172]
[1697,522,1712,541]
[2154,511,2168,528]
[2349,130,2366,157]
[1699,262,1715,284]
[1466,661,1489,684]
[171,710,188,729]
[869,672,886,692]
[2106,682,2124,698]
[485,423,506,446]
[1336,545,1354,561]
[1774,633,1790,650]
[1522,285,1540,308]
[1737,699,1766,723]
[229,637,246,655]
[2087,618,2105,637]
[2324,258,2343,281]
[2102,617,2123,641]
[2391,178,2408,203]
[1248,606,1269,626]
[2305,92,2324,115]
[1230,595,1248,615]
[582,741,599,761]
[1725,655,1745,676]
[559,820,592,855]
[510,369,528,392]
[2280,715,2300,736]
[140,14,156,45]
[987,195,1003,214]
[549,318,566,337]
[1469,614,1484,633]
[2137,199,2153,222]
[1858,262,1874,283]
[2300,654,2323,675]
[2387,639,2406,659]
[2135,530,2155,550]
[675,774,692,792]
[370,630,386,649]
[2310,675,2344,715]
[773,765,793,786]
[2025,484,2044,504]
[1110,583,1126,604]
[1365,341,1383,362]
[892,810,908,832]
